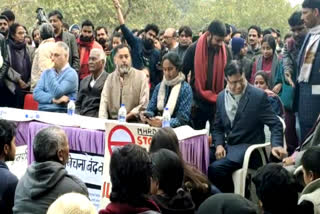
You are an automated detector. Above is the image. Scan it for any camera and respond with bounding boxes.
[36,8,49,25]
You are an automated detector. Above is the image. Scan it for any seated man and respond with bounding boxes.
[283,115,320,173]
[99,44,149,121]
[252,163,310,214]
[99,144,160,214]
[34,41,78,113]
[299,146,320,213]
[208,60,286,193]
[0,120,18,214]
[76,48,108,117]
[13,126,88,214]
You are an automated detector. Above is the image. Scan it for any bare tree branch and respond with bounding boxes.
[123,0,132,20]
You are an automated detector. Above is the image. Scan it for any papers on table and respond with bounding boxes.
[173,125,208,141]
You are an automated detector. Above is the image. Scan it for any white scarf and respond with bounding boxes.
[298,25,320,83]
[157,72,185,116]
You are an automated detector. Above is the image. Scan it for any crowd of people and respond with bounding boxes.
[1,0,320,213]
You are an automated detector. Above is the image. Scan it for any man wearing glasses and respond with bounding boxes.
[208,60,286,193]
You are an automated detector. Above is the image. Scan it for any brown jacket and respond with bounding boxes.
[99,67,149,119]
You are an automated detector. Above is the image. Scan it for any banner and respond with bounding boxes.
[99,123,158,209]
[7,145,28,179]
[66,151,104,211]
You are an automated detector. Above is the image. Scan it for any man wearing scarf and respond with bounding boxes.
[99,44,149,121]
[182,20,232,130]
[208,61,285,193]
[113,0,161,96]
[297,0,320,140]
[77,20,103,81]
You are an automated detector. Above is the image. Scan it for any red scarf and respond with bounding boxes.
[194,32,227,103]
[77,38,94,80]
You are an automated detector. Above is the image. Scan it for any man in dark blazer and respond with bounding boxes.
[76,48,107,117]
[296,0,320,141]
[48,10,80,72]
[208,61,287,193]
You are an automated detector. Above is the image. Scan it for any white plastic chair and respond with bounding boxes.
[232,116,286,197]
[232,142,270,197]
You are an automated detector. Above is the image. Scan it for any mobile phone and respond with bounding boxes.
[143,112,153,119]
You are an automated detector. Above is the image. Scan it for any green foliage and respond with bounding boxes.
[0,0,298,37]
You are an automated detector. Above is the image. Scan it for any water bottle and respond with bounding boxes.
[67,98,76,116]
[118,104,127,123]
[162,107,171,127]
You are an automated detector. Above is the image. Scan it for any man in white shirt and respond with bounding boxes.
[76,48,108,117]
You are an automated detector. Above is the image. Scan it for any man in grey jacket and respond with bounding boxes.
[13,126,88,214]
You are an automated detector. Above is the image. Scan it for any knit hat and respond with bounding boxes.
[198,193,258,214]
[231,37,245,56]
[69,24,80,32]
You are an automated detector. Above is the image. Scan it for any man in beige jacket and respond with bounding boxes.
[99,44,149,121]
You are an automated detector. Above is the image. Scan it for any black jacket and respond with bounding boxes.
[0,161,18,214]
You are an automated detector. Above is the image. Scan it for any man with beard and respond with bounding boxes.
[95,26,109,51]
[173,26,193,60]
[182,20,232,130]
[247,25,262,60]
[77,20,103,81]
[112,0,160,96]
[1,10,14,27]
[0,15,9,39]
[297,0,320,141]
[99,44,149,121]
[0,120,18,214]
[48,10,80,72]
[282,10,308,152]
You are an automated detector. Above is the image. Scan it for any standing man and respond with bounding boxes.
[247,25,262,60]
[33,42,78,112]
[183,20,232,130]
[0,15,9,39]
[297,0,320,140]
[163,28,179,51]
[76,48,108,117]
[112,0,161,95]
[173,26,193,60]
[208,61,286,193]
[77,20,103,81]
[1,10,15,26]
[48,10,80,72]
[0,120,18,214]
[282,10,308,153]
[95,26,109,50]
[99,44,149,121]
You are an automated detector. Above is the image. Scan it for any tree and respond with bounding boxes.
[0,0,298,38]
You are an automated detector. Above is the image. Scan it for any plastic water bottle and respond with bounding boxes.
[67,99,76,116]
[118,104,127,123]
[162,107,171,127]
